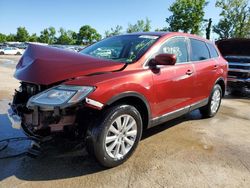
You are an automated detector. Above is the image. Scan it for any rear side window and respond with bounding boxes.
[190,39,210,61]
[207,43,219,58]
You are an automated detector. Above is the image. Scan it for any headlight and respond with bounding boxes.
[27,85,94,108]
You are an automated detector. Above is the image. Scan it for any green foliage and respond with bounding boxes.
[16,27,29,42]
[166,0,208,34]
[213,0,250,39]
[155,27,168,32]
[104,25,123,38]
[38,27,56,44]
[6,34,16,42]
[77,25,101,45]
[56,28,76,45]
[127,18,151,33]
[28,33,38,42]
[0,33,6,43]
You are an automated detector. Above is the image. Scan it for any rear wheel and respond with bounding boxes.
[200,84,222,118]
[86,104,142,168]
[0,51,4,55]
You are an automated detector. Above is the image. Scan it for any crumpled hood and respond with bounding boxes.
[14,44,125,85]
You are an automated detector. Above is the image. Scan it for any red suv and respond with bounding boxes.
[9,32,228,167]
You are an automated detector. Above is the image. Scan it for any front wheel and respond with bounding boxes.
[86,104,142,168]
[200,84,222,118]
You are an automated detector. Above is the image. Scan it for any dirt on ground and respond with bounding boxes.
[0,55,250,188]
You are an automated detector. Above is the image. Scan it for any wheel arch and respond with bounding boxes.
[106,92,151,130]
[214,77,226,97]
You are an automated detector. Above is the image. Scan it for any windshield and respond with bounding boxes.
[80,35,159,63]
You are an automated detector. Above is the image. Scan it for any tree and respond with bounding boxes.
[56,28,75,45]
[29,33,38,42]
[77,25,101,45]
[205,18,212,40]
[213,0,250,39]
[0,33,6,43]
[127,18,151,33]
[104,25,123,38]
[6,34,16,42]
[166,0,208,34]
[39,27,56,44]
[16,27,29,42]
[155,27,168,32]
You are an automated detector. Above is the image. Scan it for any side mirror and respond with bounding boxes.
[149,54,177,67]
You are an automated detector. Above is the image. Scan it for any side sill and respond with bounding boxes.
[148,98,208,128]
[189,98,208,111]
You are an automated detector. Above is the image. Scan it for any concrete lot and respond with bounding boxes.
[0,55,250,188]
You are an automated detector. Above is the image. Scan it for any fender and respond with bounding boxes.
[214,77,226,96]
[106,91,152,127]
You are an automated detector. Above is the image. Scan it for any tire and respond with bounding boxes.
[86,104,142,168]
[200,84,222,118]
[16,52,21,55]
[0,52,4,55]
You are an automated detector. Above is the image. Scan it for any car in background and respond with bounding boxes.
[9,32,227,167]
[0,47,24,55]
[216,39,250,94]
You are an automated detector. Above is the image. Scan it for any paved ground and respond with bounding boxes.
[0,55,250,188]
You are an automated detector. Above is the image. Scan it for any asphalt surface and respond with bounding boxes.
[0,55,250,188]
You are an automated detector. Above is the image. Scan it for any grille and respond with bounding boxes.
[229,65,250,70]
[228,71,249,79]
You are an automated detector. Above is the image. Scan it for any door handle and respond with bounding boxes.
[186,70,193,75]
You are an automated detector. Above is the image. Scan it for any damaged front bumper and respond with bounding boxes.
[10,82,104,138]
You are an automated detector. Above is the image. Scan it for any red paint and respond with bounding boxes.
[15,32,228,119]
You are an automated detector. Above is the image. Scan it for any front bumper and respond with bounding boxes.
[227,77,250,92]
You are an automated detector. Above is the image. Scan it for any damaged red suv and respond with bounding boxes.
[9,32,228,167]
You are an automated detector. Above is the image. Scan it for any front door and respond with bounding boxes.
[151,37,195,117]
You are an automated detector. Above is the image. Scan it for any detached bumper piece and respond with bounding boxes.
[7,107,22,129]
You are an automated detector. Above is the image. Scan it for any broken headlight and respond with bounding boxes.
[27,85,94,108]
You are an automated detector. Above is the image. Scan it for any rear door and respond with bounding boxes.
[189,38,218,102]
[151,37,195,117]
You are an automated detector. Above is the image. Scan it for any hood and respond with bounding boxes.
[216,38,250,57]
[14,44,125,85]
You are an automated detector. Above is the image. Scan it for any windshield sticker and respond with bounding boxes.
[139,35,159,40]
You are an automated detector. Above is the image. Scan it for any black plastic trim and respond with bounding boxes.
[149,98,208,128]
[106,91,151,126]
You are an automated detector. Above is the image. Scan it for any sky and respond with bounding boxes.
[0,0,221,38]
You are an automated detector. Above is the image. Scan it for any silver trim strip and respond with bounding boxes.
[152,98,208,122]
[228,78,250,83]
[85,98,104,108]
[228,62,250,66]
[229,68,250,73]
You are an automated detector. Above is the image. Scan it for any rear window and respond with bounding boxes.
[190,39,210,61]
[207,43,219,58]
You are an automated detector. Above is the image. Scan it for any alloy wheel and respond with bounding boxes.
[211,89,221,114]
[105,114,137,160]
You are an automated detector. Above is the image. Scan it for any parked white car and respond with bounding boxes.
[0,47,24,55]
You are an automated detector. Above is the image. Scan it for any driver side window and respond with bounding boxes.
[159,37,188,63]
